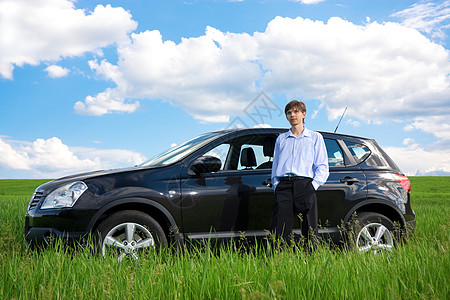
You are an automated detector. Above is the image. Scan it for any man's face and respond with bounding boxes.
[286,107,306,126]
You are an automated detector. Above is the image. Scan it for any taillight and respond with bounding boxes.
[394,174,411,193]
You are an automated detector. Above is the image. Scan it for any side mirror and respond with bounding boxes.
[188,156,222,175]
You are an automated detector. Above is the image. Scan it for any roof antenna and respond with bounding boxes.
[334,107,347,133]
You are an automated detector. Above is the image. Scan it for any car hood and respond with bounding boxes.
[35,166,159,194]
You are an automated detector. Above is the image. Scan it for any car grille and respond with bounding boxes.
[27,192,44,211]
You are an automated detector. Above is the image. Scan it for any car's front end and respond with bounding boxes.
[25,178,96,246]
[24,130,231,248]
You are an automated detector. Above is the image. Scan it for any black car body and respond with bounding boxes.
[25,128,415,257]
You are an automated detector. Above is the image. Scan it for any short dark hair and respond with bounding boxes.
[284,100,306,115]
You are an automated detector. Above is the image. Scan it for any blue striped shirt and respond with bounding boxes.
[271,127,329,191]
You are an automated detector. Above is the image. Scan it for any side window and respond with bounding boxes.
[237,144,267,170]
[205,134,276,171]
[324,138,344,167]
[204,143,231,170]
[344,141,371,164]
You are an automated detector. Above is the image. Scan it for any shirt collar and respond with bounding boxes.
[287,127,311,138]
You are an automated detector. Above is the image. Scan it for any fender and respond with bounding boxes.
[86,197,183,243]
[343,198,406,225]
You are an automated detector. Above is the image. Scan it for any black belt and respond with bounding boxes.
[279,176,310,181]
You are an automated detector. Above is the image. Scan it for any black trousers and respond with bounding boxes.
[271,178,318,244]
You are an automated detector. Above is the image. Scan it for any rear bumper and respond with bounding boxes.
[405,218,416,237]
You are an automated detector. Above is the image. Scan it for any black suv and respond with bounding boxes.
[25,128,415,258]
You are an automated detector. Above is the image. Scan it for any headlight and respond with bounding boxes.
[40,181,88,210]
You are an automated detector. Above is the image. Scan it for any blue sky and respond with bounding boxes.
[1,0,449,178]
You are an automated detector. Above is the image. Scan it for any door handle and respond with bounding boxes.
[262,178,272,188]
[340,176,360,185]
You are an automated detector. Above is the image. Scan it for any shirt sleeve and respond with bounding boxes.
[271,136,281,191]
[311,133,329,190]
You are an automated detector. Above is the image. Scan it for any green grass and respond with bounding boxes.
[0,177,449,299]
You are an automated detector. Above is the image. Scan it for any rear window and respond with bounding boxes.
[344,141,371,164]
[344,140,395,167]
[374,142,401,170]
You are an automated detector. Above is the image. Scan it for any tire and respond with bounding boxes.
[347,212,397,254]
[95,210,167,261]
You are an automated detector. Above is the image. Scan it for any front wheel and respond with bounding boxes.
[348,212,397,254]
[95,210,167,261]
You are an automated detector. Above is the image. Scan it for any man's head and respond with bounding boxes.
[285,100,306,126]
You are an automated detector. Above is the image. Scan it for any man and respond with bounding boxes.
[271,100,329,247]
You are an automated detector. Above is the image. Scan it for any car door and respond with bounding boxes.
[315,136,368,231]
[180,133,277,241]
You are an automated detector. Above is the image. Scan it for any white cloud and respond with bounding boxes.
[71,147,147,168]
[75,27,261,120]
[0,138,30,170]
[345,119,361,127]
[0,0,137,79]
[402,138,415,146]
[77,17,449,133]
[392,0,450,40]
[45,65,70,78]
[256,17,450,125]
[405,115,450,141]
[253,124,272,128]
[0,137,146,178]
[384,143,450,176]
[74,87,140,116]
[310,102,324,120]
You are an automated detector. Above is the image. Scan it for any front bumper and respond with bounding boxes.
[25,225,86,247]
[24,209,95,247]
[24,215,88,247]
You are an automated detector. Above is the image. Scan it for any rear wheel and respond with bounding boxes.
[348,212,397,254]
[95,210,167,261]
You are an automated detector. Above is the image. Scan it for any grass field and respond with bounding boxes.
[0,177,449,299]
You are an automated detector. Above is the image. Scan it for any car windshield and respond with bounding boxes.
[140,131,227,167]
